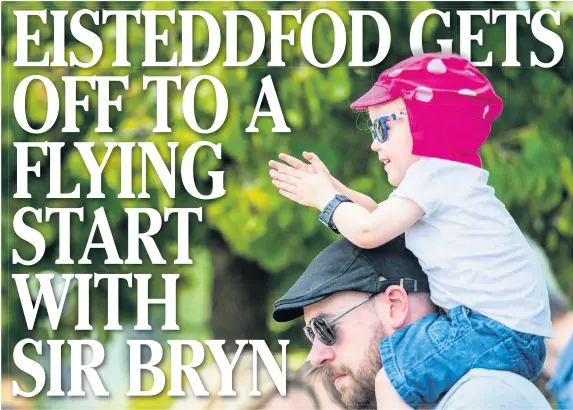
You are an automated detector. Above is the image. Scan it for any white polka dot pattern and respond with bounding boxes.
[415,86,434,102]
[427,58,447,74]
[388,69,403,77]
[349,53,503,169]
[483,105,490,119]
[458,89,477,97]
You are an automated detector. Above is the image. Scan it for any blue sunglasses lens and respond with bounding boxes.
[371,119,387,143]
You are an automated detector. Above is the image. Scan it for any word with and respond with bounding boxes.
[13,273,180,330]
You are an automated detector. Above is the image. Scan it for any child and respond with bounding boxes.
[268,52,552,409]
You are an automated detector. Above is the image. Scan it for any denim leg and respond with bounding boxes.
[379,306,546,407]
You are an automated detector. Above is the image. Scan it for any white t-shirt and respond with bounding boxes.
[390,157,553,338]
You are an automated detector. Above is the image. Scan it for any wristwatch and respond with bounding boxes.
[319,194,353,234]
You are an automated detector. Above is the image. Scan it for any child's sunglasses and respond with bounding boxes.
[303,294,375,346]
[370,111,408,143]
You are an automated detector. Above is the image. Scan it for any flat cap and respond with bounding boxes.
[273,236,429,322]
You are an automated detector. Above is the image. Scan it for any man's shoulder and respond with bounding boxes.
[435,369,551,410]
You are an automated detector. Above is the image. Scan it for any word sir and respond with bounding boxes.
[11,272,289,398]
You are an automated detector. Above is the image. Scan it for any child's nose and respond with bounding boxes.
[371,139,381,152]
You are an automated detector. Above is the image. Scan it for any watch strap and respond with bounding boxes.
[319,194,352,233]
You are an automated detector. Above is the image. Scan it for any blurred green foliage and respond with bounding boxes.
[1,1,572,406]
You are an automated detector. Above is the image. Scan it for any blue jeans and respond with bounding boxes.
[547,334,573,409]
[379,306,546,407]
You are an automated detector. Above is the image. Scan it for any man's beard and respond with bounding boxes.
[325,324,387,409]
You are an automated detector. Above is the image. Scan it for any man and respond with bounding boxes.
[273,236,551,409]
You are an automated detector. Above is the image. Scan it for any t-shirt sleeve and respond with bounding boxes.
[390,158,453,217]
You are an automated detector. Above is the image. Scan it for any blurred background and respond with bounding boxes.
[1,1,572,408]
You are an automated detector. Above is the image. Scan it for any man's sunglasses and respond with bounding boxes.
[370,111,407,143]
[303,294,376,346]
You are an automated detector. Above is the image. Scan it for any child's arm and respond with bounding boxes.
[275,152,378,212]
[328,195,423,249]
[331,177,378,213]
[304,151,379,213]
[269,152,423,249]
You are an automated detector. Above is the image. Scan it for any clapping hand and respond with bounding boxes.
[269,152,338,210]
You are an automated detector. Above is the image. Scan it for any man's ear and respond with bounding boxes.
[382,285,409,329]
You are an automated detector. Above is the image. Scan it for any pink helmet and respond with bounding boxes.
[350,53,503,168]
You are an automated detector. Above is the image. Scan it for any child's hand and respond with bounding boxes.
[269,153,338,210]
[276,152,316,174]
[302,152,331,176]
[279,152,344,190]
